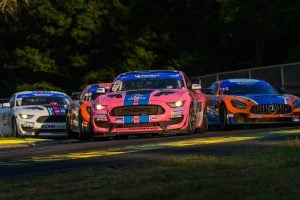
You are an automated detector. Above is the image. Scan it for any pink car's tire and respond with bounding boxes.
[187,106,196,134]
[196,108,208,134]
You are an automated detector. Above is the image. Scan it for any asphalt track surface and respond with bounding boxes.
[1,125,300,180]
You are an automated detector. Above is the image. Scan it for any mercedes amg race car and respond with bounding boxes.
[66,83,111,139]
[0,91,71,137]
[88,70,207,138]
[204,78,300,129]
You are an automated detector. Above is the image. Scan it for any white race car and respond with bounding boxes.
[0,91,71,137]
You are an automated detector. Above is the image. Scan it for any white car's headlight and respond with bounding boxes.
[95,104,107,110]
[19,114,34,119]
[167,100,185,108]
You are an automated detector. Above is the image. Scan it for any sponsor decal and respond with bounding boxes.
[151,116,159,121]
[173,110,184,115]
[23,122,35,127]
[41,124,56,129]
[116,72,183,81]
[41,124,65,129]
[96,114,107,117]
[17,91,66,98]
[115,117,124,122]
[47,106,66,116]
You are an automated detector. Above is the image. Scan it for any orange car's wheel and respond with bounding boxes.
[187,106,196,134]
[78,112,92,141]
[219,104,229,130]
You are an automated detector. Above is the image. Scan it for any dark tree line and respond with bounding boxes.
[1,0,300,96]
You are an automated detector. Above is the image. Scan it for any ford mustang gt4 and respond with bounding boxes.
[0,91,71,137]
[88,70,207,138]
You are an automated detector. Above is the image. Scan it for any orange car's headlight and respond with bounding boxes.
[231,100,247,109]
[293,99,300,108]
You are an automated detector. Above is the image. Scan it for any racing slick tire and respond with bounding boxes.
[187,106,196,134]
[219,103,229,130]
[195,107,208,134]
[12,118,20,137]
[66,116,75,138]
[78,112,93,141]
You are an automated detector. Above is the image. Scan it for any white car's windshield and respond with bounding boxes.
[16,97,68,106]
[111,78,183,92]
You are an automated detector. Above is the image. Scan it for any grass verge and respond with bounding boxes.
[1,141,300,200]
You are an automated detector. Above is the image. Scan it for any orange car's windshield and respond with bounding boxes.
[221,85,278,95]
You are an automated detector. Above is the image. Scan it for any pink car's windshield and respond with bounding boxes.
[111,78,183,91]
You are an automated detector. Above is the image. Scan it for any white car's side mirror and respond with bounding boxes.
[191,84,201,90]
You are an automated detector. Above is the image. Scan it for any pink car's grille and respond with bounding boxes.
[250,104,292,114]
[110,105,164,116]
[115,123,159,128]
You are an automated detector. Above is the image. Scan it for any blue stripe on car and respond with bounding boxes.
[138,93,150,105]
[60,107,66,115]
[124,94,134,106]
[124,116,134,124]
[139,115,149,123]
[47,107,54,116]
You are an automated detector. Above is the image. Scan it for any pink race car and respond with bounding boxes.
[89,70,207,138]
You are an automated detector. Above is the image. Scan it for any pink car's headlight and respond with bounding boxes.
[167,100,185,108]
[95,104,107,110]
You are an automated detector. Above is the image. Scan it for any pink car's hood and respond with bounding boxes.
[95,89,187,106]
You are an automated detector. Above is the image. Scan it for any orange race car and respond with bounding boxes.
[204,78,300,129]
[67,83,112,139]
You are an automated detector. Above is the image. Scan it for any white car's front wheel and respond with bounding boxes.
[11,118,20,137]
